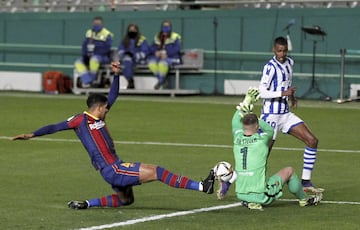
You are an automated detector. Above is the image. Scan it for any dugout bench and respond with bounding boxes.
[72,49,204,97]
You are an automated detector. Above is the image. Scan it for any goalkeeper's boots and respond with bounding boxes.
[67,200,89,209]
[217,181,231,200]
[299,193,323,207]
[302,180,325,193]
[239,200,264,211]
[202,169,215,194]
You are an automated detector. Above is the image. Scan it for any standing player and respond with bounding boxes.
[258,36,324,193]
[12,61,215,209]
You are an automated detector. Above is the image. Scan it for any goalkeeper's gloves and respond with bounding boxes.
[236,87,260,117]
[236,102,253,118]
[243,87,260,105]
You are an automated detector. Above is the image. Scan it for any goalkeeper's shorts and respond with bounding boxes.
[236,175,283,206]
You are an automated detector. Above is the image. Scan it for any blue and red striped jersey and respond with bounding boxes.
[32,75,120,170]
[67,111,119,170]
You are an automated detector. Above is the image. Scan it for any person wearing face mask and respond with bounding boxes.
[75,16,114,88]
[117,23,150,89]
[148,20,182,90]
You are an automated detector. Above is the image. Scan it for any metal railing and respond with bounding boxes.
[0,0,359,13]
[1,43,360,98]
[1,42,360,77]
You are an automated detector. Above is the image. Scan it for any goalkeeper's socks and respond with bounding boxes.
[156,166,200,191]
[288,172,307,200]
[302,147,317,180]
[87,194,123,208]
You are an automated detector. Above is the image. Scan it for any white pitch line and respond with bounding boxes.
[78,199,360,230]
[77,202,244,230]
[2,135,359,228]
[279,199,360,205]
[1,136,359,153]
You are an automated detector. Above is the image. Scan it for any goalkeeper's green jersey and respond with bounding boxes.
[232,111,274,194]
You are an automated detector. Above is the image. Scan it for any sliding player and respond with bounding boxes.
[12,61,215,209]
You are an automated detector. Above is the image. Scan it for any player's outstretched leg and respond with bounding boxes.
[287,171,323,207]
[156,167,215,194]
[202,169,215,194]
[68,194,123,209]
[68,187,134,209]
[67,200,89,210]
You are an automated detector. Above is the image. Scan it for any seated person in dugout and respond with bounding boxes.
[117,23,150,89]
[148,20,182,90]
[74,16,114,88]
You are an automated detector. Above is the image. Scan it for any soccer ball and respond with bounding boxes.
[213,161,233,182]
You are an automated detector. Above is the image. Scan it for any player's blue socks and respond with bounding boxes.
[87,194,123,208]
[156,166,200,191]
[302,146,317,180]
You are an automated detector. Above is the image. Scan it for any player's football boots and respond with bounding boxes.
[302,181,325,193]
[239,200,264,211]
[67,200,89,209]
[299,193,323,207]
[202,169,215,194]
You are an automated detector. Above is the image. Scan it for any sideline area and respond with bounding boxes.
[0,91,359,110]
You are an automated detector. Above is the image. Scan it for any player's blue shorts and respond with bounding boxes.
[100,160,141,190]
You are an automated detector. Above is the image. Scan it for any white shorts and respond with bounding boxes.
[260,112,303,140]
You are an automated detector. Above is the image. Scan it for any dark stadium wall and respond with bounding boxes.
[0,8,360,97]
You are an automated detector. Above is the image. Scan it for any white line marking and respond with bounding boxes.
[1,92,360,110]
[279,199,360,205]
[77,202,244,230]
[2,136,359,154]
[78,199,360,230]
[3,135,360,228]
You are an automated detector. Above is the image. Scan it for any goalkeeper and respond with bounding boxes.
[218,88,322,210]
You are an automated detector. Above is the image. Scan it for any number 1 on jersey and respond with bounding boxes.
[240,147,248,169]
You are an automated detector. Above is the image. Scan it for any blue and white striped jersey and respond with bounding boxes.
[259,56,294,114]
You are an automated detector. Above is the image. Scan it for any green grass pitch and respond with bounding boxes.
[0,92,359,230]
